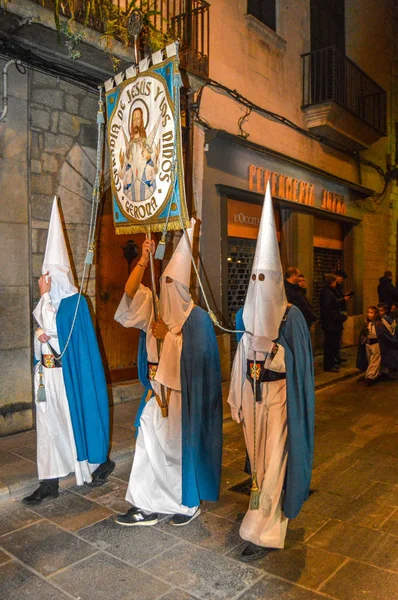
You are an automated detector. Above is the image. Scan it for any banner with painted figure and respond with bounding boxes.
[106,55,189,234]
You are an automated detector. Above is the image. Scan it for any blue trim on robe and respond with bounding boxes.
[135,306,223,507]
[56,294,110,465]
[376,321,398,371]
[235,306,315,519]
[180,306,223,507]
[134,330,153,432]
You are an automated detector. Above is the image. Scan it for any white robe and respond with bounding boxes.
[228,333,289,548]
[33,293,98,484]
[115,285,197,516]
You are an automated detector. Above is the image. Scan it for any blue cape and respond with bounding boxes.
[180,306,223,507]
[57,294,110,465]
[135,306,223,508]
[236,305,315,519]
[376,321,398,371]
[134,330,152,432]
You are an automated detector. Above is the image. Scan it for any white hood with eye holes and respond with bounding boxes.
[41,197,78,309]
[159,220,195,334]
[242,181,287,341]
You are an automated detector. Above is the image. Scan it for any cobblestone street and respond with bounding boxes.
[1,370,398,600]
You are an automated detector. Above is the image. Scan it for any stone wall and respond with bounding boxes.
[0,65,100,436]
[0,59,32,436]
[30,71,99,309]
[387,2,398,280]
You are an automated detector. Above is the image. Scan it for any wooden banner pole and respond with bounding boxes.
[147,227,168,418]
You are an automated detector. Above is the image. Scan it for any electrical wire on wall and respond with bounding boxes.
[191,78,391,210]
[0,47,101,95]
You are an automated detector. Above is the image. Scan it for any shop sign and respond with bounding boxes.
[227,198,281,240]
[248,165,346,216]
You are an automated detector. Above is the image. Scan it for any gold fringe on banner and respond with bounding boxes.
[115,218,190,235]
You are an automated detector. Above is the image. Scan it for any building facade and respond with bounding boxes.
[0,0,397,436]
[193,0,398,352]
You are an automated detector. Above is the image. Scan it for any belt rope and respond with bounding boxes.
[249,351,260,510]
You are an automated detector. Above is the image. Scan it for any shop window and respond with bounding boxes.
[247,0,276,32]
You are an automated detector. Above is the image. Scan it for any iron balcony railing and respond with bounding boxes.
[32,0,210,79]
[301,46,387,136]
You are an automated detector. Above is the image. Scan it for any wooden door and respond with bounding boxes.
[96,189,160,383]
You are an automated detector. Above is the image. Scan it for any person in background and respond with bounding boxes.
[390,303,398,332]
[357,305,398,383]
[319,274,347,373]
[377,302,395,335]
[297,274,317,328]
[357,306,382,385]
[333,270,351,311]
[284,268,317,328]
[333,269,352,365]
[377,271,398,309]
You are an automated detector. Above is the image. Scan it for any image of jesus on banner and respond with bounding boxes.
[119,106,161,203]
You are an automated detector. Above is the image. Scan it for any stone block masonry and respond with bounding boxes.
[0,58,31,437]
[30,70,99,305]
[0,64,102,437]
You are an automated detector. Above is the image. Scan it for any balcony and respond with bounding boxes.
[301,46,387,150]
[31,0,210,80]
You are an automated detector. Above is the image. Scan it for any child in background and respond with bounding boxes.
[390,303,398,332]
[357,305,398,383]
[361,306,382,385]
[377,302,395,335]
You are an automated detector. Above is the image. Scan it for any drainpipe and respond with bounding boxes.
[0,59,22,122]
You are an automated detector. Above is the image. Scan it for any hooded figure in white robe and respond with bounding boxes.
[228,182,315,561]
[114,222,222,527]
[23,198,113,506]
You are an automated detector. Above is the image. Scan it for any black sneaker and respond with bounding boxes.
[115,507,158,527]
[168,508,201,527]
[22,482,59,506]
[240,542,269,562]
[87,459,115,487]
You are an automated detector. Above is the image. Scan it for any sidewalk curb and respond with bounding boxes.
[315,369,361,391]
[2,446,135,505]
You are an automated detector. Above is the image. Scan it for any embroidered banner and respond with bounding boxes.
[106,55,189,234]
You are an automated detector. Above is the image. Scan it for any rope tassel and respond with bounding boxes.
[154,236,166,260]
[37,367,46,403]
[250,352,261,510]
[249,471,260,510]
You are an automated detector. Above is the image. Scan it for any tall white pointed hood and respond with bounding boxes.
[42,197,78,308]
[242,182,287,341]
[159,220,195,333]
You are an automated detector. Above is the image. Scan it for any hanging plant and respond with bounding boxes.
[59,20,85,60]
[53,0,173,56]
